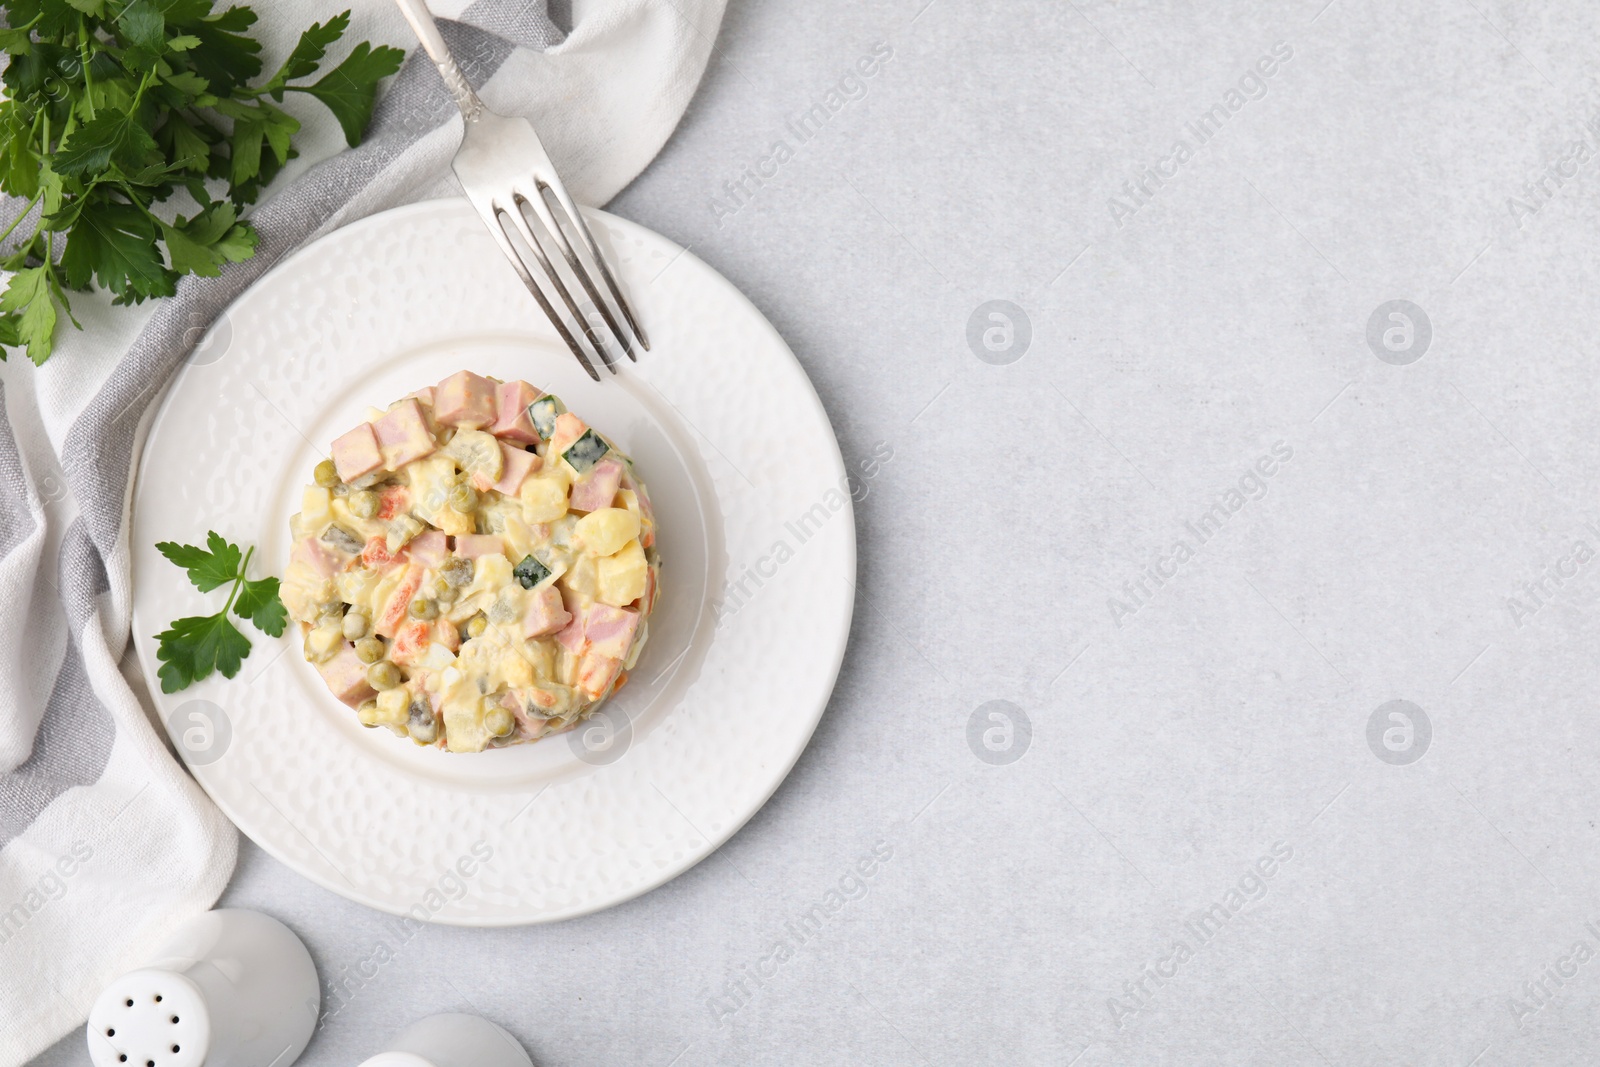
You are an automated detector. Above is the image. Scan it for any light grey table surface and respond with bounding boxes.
[35,0,1600,1063]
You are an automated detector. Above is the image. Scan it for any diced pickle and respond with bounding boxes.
[487,594,519,624]
[513,554,552,589]
[407,699,438,743]
[527,394,566,439]
[321,524,363,554]
[562,429,610,474]
[439,556,474,587]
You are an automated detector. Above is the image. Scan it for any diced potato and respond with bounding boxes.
[520,476,569,523]
[307,622,344,659]
[574,508,639,557]
[441,683,491,753]
[281,564,334,622]
[501,514,536,563]
[556,646,582,688]
[472,553,513,592]
[373,687,410,726]
[501,651,535,689]
[597,540,647,607]
[334,567,380,608]
[562,556,599,599]
[301,487,333,529]
[385,514,424,554]
[523,639,557,680]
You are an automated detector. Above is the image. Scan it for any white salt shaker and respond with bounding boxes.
[356,1013,533,1067]
[85,908,320,1067]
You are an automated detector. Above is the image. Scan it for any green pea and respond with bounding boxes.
[354,637,385,664]
[485,707,515,738]
[342,611,369,641]
[465,614,487,639]
[350,490,379,519]
[366,661,402,690]
[409,598,439,620]
[356,700,379,727]
[314,459,340,488]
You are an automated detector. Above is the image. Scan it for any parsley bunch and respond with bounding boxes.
[154,531,286,693]
[0,2,405,365]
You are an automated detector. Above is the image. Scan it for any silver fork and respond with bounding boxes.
[393,0,649,380]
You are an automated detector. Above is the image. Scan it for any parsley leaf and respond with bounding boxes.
[233,576,287,637]
[155,612,251,693]
[156,530,240,591]
[53,111,162,178]
[160,202,257,277]
[154,531,286,692]
[0,3,406,365]
[288,39,405,146]
[0,268,58,365]
[259,11,350,96]
[58,199,175,304]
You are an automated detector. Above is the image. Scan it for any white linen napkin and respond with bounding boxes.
[0,1,724,1061]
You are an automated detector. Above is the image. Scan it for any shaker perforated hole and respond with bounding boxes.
[124,999,133,1007]
[153,996,162,1003]
[170,1016,179,1024]
[106,1029,115,1037]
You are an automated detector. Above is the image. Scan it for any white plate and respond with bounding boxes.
[129,199,855,925]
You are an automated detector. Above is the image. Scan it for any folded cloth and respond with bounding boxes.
[0,0,724,1061]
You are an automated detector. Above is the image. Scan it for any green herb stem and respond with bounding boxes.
[0,192,42,247]
[224,545,255,614]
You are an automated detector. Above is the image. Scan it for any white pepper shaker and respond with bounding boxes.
[356,1013,533,1067]
[85,908,320,1067]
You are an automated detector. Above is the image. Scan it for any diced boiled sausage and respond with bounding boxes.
[490,380,543,444]
[569,457,623,512]
[331,423,383,483]
[435,371,497,429]
[373,399,437,469]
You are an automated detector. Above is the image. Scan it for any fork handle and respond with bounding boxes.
[391,0,485,123]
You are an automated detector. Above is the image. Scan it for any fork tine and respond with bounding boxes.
[481,204,600,381]
[543,181,651,353]
[503,193,619,373]
[525,182,638,363]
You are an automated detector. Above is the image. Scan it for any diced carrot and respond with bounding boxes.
[377,484,412,521]
[374,566,423,638]
[362,536,396,569]
[389,620,431,667]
